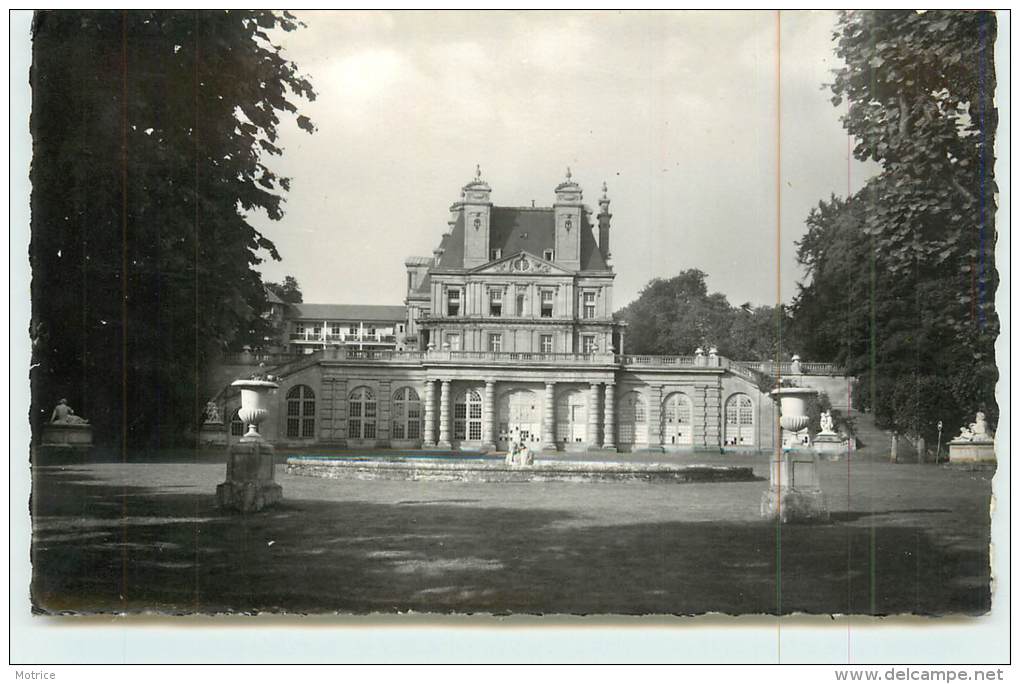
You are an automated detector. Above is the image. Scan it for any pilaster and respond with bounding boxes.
[587,383,601,448]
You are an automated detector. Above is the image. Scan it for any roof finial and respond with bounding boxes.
[601,181,608,199]
[565,166,572,181]
[475,163,482,180]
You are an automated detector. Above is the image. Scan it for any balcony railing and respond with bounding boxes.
[289,333,397,344]
[615,354,698,367]
[732,361,843,376]
[429,351,617,365]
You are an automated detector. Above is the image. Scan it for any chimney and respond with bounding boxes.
[598,181,612,263]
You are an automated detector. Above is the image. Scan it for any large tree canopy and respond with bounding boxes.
[618,270,800,362]
[30,10,315,448]
[791,10,998,444]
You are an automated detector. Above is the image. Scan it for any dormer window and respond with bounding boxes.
[543,249,555,261]
[447,289,461,317]
[490,248,502,261]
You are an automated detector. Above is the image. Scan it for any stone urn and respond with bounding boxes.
[763,386,827,523]
[233,379,278,442]
[217,378,282,513]
[771,387,816,446]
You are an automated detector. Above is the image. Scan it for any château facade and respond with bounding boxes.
[217,169,846,453]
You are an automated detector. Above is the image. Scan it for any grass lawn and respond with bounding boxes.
[29,449,993,616]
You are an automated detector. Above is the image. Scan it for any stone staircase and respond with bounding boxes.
[841,408,921,462]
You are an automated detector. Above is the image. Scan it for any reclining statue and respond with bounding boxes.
[49,398,89,425]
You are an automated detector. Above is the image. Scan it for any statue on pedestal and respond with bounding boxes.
[203,400,223,425]
[819,410,835,435]
[50,398,88,425]
[955,412,992,442]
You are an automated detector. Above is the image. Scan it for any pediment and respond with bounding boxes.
[470,251,572,275]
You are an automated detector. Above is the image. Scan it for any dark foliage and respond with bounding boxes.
[30,10,315,448]
[791,10,998,444]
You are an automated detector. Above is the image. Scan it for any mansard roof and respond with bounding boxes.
[435,206,609,272]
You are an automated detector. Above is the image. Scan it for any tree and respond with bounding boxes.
[30,11,315,448]
[790,10,998,445]
[618,270,801,361]
[265,275,303,304]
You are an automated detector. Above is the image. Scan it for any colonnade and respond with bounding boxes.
[421,378,617,451]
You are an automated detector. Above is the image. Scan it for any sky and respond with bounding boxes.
[253,10,880,309]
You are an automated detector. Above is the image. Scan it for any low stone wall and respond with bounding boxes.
[286,457,758,484]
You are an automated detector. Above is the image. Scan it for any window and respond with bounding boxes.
[230,409,245,437]
[447,289,461,317]
[516,293,526,317]
[330,323,342,336]
[286,385,316,439]
[724,394,755,446]
[663,392,694,446]
[392,387,422,440]
[489,289,502,317]
[540,334,554,353]
[313,325,321,337]
[348,326,357,336]
[348,386,377,440]
[398,324,404,333]
[445,332,461,351]
[454,390,483,441]
[488,333,502,352]
[582,335,596,354]
[540,290,554,318]
[543,249,555,261]
[490,248,502,261]
[295,322,306,335]
[583,291,596,319]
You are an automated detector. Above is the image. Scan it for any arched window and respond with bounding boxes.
[230,408,245,437]
[662,392,693,446]
[618,390,647,445]
[453,389,483,441]
[392,387,422,440]
[724,393,755,446]
[348,386,377,440]
[286,385,316,438]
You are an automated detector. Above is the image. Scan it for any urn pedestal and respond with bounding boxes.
[217,379,283,513]
[761,388,829,523]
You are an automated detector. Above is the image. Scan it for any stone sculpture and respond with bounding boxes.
[50,398,88,425]
[819,410,835,435]
[203,400,222,424]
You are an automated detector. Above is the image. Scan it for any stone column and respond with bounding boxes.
[648,384,664,451]
[587,382,601,448]
[603,382,616,450]
[482,379,497,451]
[541,382,557,451]
[437,379,452,448]
[423,379,436,445]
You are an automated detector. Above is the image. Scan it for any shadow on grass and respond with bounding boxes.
[30,469,989,617]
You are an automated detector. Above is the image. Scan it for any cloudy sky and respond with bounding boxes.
[254,10,879,309]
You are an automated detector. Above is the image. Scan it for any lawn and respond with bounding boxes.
[29,450,993,616]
